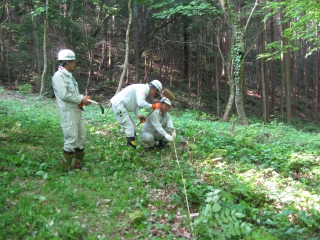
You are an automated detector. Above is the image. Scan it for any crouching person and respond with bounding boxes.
[142,97,176,149]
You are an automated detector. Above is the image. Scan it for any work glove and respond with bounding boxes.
[78,96,90,110]
[138,115,146,123]
[164,133,173,142]
[152,102,161,110]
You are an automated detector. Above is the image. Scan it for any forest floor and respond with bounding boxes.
[1,89,320,239]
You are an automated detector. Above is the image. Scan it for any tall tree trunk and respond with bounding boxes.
[169,53,173,86]
[32,13,41,85]
[284,44,292,123]
[6,42,11,87]
[280,53,285,120]
[264,19,270,121]
[292,50,298,116]
[219,0,256,125]
[221,33,228,109]
[108,15,114,82]
[285,56,292,123]
[116,0,132,94]
[40,0,48,96]
[132,3,141,83]
[303,43,309,113]
[222,57,234,122]
[270,14,276,115]
[213,32,220,116]
[235,40,248,125]
[234,0,258,126]
[188,41,192,102]
[279,8,285,121]
[183,19,189,80]
[0,30,4,81]
[314,50,319,124]
[260,25,267,122]
[255,34,261,99]
[197,34,202,98]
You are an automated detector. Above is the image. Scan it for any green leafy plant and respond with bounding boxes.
[193,189,252,239]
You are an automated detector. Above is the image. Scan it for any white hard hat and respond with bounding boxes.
[150,80,162,92]
[161,97,171,106]
[58,49,76,61]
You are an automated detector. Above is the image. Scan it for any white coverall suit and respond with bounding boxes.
[142,109,174,148]
[52,67,86,153]
[110,84,153,138]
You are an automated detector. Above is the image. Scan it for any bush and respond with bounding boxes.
[18,84,33,94]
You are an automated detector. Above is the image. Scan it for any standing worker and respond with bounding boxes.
[142,97,176,149]
[52,49,90,172]
[110,80,163,149]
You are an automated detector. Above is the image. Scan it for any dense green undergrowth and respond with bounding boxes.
[1,91,320,239]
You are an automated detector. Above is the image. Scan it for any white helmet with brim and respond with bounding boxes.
[58,49,76,61]
[161,97,171,106]
[150,80,162,92]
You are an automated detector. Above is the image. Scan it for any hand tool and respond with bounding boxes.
[87,99,105,114]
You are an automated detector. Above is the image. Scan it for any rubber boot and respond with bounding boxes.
[74,148,86,170]
[127,137,137,149]
[156,140,167,149]
[62,151,74,172]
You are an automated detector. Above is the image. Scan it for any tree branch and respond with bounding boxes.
[243,0,259,40]
[0,9,14,27]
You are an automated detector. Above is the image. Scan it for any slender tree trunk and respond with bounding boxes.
[270,15,276,115]
[303,43,308,110]
[188,41,192,102]
[235,41,248,125]
[144,53,149,83]
[32,13,41,85]
[183,19,189,80]
[255,36,261,99]
[284,45,292,123]
[116,0,132,93]
[6,42,10,87]
[197,34,202,98]
[108,15,114,82]
[264,19,270,121]
[279,9,285,120]
[159,55,163,78]
[40,0,48,96]
[261,16,270,122]
[0,30,4,81]
[314,50,319,124]
[132,3,141,83]
[97,40,106,83]
[222,59,234,122]
[260,25,267,122]
[85,51,93,95]
[169,53,173,86]
[292,50,298,116]
[221,34,228,109]
[279,12,292,123]
[140,7,150,55]
[280,54,285,120]
[213,32,220,116]
[149,49,153,74]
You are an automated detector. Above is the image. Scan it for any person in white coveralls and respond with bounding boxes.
[110,80,163,149]
[141,97,176,149]
[52,49,90,172]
